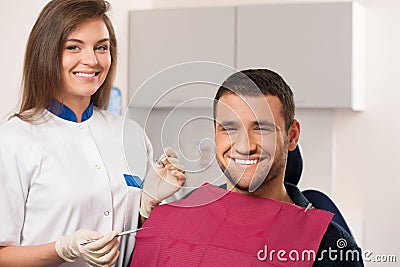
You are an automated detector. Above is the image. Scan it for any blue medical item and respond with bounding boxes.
[107,87,122,115]
[124,174,143,189]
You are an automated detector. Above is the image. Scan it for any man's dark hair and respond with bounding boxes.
[214,69,295,131]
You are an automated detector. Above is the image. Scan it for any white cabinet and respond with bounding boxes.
[129,7,235,108]
[128,1,365,110]
[237,2,365,110]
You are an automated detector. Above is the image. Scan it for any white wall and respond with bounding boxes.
[333,0,400,262]
[106,0,152,108]
[1,0,399,265]
[0,0,48,123]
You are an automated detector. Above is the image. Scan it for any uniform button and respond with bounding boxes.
[104,211,110,216]
[95,164,101,170]
[78,125,84,130]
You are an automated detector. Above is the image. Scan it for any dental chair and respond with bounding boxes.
[283,145,353,237]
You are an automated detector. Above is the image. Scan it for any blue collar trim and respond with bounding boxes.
[48,99,94,122]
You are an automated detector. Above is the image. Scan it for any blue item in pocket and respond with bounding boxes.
[124,174,143,189]
[107,87,122,115]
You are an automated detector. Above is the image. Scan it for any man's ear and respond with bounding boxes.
[287,119,300,151]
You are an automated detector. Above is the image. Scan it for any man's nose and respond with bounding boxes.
[233,131,257,155]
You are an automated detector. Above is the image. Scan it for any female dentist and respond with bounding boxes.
[0,0,185,266]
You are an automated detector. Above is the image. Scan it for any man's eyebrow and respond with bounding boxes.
[217,120,276,126]
[216,121,237,127]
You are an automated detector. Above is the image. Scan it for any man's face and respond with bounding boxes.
[214,94,289,193]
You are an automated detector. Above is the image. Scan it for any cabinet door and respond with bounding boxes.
[129,7,235,108]
[237,2,364,110]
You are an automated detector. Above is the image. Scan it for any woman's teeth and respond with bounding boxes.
[75,72,96,78]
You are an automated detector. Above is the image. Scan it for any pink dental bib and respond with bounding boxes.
[131,183,333,266]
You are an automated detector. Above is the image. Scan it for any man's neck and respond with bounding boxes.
[227,178,294,204]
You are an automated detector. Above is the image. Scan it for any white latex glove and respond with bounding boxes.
[55,229,119,267]
[140,147,186,218]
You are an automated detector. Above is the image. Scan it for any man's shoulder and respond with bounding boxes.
[322,221,358,248]
[284,183,364,266]
[315,221,364,266]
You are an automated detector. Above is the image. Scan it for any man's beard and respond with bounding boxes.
[219,141,289,192]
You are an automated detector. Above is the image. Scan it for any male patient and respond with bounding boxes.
[131,69,363,266]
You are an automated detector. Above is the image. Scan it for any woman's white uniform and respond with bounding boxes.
[0,104,152,266]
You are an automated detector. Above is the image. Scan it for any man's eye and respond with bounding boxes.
[255,127,274,134]
[223,127,237,132]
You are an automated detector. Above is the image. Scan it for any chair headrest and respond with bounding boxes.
[284,144,303,185]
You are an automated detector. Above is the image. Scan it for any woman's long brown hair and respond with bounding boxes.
[14,0,117,122]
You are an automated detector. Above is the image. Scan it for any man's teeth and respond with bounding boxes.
[75,72,96,77]
[234,159,258,165]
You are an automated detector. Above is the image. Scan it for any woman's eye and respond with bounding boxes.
[66,45,80,51]
[95,45,109,51]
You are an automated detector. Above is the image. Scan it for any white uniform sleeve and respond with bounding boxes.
[0,128,43,246]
